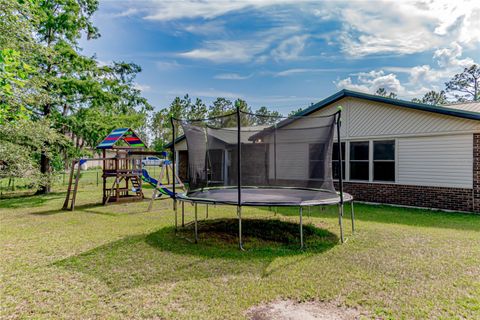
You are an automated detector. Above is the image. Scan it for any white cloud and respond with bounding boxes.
[333,0,480,57]
[156,60,181,70]
[112,1,480,59]
[112,7,140,18]
[167,88,241,99]
[336,41,479,99]
[433,42,474,68]
[178,25,301,63]
[179,39,268,63]
[273,67,352,77]
[335,70,406,95]
[134,83,151,92]
[142,0,297,21]
[214,73,252,80]
[182,21,226,36]
[271,35,309,61]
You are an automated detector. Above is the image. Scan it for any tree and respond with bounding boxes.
[25,0,99,193]
[445,64,479,102]
[0,0,152,194]
[0,119,68,187]
[288,107,304,117]
[207,97,234,126]
[254,106,282,125]
[0,0,37,124]
[150,95,191,151]
[412,90,448,105]
[208,98,234,118]
[0,49,32,123]
[4,0,152,194]
[186,97,208,120]
[375,87,397,99]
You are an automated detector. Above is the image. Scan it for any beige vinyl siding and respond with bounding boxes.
[273,143,308,180]
[397,134,473,188]
[175,138,226,151]
[175,139,188,150]
[309,98,480,138]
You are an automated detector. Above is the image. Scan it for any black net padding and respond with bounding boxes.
[172,110,339,205]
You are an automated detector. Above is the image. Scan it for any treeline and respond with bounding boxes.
[149,96,282,150]
[375,64,479,105]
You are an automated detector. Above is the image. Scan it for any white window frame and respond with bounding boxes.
[348,140,370,182]
[372,140,396,182]
[341,139,397,183]
[332,141,346,181]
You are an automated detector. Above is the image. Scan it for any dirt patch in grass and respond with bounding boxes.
[246,300,365,320]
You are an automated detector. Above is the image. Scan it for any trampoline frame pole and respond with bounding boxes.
[237,106,244,250]
[299,206,304,249]
[336,111,345,244]
[171,116,177,232]
[205,204,209,219]
[181,201,185,227]
[351,201,355,233]
[174,201,178,232]
[339,204,344,243]
[238,206,244,250]
[194,203,198,243]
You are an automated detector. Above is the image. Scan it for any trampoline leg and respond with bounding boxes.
[205,204,209,219]
[338,204,344,243]
[274,207,278,216]
[194,203,198,244]
[238,206,244,251]
[181,201,185,227]
[174,200,178,232]
[299,207,304,249]
[350,201,355,234]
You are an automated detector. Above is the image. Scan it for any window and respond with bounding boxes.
[309,143,326,179]
[350,141,369,180]
[332,142,346,179]
[373,140,395,181]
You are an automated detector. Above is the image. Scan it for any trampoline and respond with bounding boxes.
[177,187,352,206]
[170,107,355,249]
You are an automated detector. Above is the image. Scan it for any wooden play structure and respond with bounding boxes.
[62,128,182,211]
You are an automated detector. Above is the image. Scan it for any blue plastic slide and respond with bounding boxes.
[141,169,174,197]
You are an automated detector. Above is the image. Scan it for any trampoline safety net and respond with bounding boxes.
[172,110,341,206]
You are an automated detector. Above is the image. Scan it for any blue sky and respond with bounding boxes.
[81,0,480,114]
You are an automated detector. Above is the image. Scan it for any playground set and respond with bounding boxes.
[62,128,183,211]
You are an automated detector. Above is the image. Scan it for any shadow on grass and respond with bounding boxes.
[29,203,103,216]
[0,192,65,209]
[270,203,480,232]
[54,218,338,291]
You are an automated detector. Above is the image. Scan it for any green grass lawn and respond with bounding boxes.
[1,184,479,319]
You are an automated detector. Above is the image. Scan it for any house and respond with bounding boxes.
[167,89,480,212]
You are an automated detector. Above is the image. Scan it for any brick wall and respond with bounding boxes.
[335,182,474,212]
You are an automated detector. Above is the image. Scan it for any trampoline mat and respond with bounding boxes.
[177,187,353,206]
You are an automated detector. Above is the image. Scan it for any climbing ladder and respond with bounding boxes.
[62,160,82,211]
[130,176,143,197]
